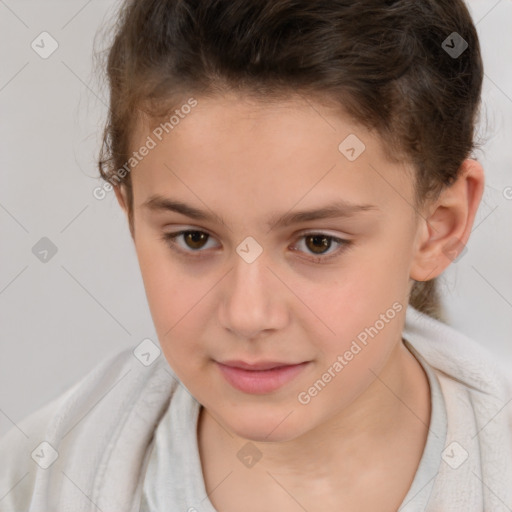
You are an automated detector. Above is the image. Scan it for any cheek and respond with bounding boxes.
[310,245,408,360]
[307,298,405,413]
[134,236,205,353]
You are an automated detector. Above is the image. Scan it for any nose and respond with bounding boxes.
[220,251,288,339]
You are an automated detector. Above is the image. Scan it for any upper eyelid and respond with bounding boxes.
[165,227,350,242]
[163,223,350,236]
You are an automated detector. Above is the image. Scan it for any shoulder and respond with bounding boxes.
[403,305,512,399]
[403,307,512,506]
[0,343,177,511]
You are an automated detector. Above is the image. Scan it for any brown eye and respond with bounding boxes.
[182,231,209,250]
[161,230,217,256]
[291,232,352,263]
[304,234,332,255]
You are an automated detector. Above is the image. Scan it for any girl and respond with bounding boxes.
[1,0,511,510]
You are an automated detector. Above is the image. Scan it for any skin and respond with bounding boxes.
[115,92,484,511]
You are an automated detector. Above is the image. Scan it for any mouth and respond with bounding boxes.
[215,360,311,394]
[219,359,306,371]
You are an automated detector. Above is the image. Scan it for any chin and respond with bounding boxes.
[221,409,307,443]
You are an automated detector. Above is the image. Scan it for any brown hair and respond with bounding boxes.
[97,0,485,322]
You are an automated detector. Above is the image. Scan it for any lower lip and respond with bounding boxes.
[216,362,310,394]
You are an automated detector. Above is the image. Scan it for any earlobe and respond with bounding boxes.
[410,159,485,281]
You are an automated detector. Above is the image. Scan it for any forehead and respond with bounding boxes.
[134,92,376,157]
[129,93,415,216]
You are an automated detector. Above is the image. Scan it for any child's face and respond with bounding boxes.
[123,93,425,441]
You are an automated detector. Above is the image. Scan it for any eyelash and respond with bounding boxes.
[160,229,353,264]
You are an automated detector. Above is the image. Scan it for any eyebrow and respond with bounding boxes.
[142,194,378,229]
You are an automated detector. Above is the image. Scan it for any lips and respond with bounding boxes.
[216,360,311,394]
[218,359,303,371]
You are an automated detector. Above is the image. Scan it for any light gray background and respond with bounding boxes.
[1,0,511,439]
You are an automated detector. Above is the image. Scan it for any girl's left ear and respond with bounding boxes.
[409,158,485,281]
